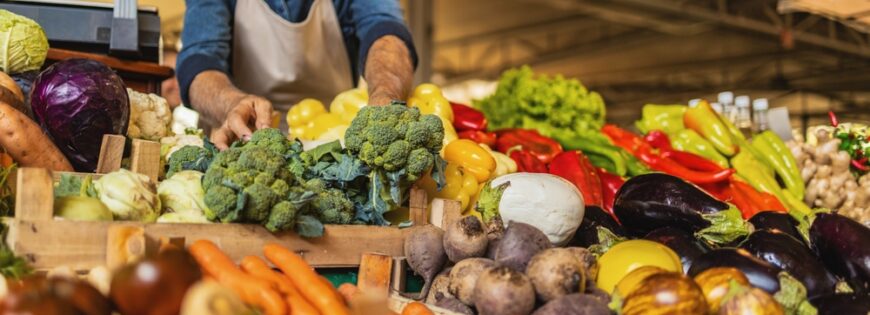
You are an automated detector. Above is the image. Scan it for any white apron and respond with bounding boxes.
[232,0,354,115]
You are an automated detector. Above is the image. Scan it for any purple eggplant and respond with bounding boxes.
[810,212,870,294]
[567,206,627,248]
[810,293,870,315]
[688,248,781,294]
[613,173,749,244]
[644,227,709,272]
[740,229,837,298]
[748,212,806,246]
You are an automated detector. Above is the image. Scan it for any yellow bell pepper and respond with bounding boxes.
[408,83,458,152]
[444,139,496,182]
[287,98,347,140]
[480,144,517,178]
[330,87,368,123]
[418,163,478,211]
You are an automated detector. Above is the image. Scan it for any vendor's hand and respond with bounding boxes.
[368,92,395,106]
[211,94,273,150]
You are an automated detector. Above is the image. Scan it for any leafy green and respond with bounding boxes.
[0,164,13,216]
[0,222,30,279]
[295,214,325,238]
[0,10,49,74]
[473,66,606,140]
[54,173,96,198]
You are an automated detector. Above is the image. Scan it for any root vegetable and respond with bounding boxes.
[531,293,610,315]
[801,163,817,183]
[444,216,488,262]
[0,101,73,171]
[832,151,851,173]
[425,268,453,305]
[403,225,447,300]
[433,293,474,315]
[473,266,536,315]
[494,221,552,272]
[448,258,495,305]
[525,248,588,302]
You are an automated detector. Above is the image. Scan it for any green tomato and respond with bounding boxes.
[595,240,682,294]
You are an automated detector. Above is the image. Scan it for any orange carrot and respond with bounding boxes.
[241,255,320,315]
[264,243,351,315]
[402,302,434,315]
[189,240,287,315]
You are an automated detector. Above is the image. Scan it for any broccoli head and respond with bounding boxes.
[203,185,241,222]
[165,145,212,179]
[264,200,301,232]
[344,105,444,178]
[310,188,355,224]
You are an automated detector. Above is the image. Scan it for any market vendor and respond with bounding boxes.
[177,0,417,149]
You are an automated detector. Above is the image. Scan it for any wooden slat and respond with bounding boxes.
[14,168,53,221]
[357,253,393,296]
[387,294,461,315]
[130,139,161,182]
[46,48,173,79]
[95,135,126,174]
[429,199,463,229]
[391,257,407,293]
[410,188,429,226]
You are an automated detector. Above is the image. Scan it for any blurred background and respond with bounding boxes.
[84,0,870,130]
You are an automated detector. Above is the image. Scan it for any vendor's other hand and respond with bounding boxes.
[211,94,273,150]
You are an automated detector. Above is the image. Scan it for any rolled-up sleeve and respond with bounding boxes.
[351,0,418,76]
[176,0,234,106]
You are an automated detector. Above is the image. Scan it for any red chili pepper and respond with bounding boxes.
[829,111,839,127]
[730,179,787,219]
[636,145,734,184]
[698,181,732,202]
[601,124,645,154]
[509,149,548,173]
[450,102,488,131]
[728,181,758,219]
[852,159,870,171]
[645,130,724,172]
[549,151,604,207]
[596,168,624,217]
[496,129,563,164]
[458,130,497,147]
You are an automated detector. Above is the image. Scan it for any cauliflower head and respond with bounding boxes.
[128,88,172,141]
[94,169,161,222]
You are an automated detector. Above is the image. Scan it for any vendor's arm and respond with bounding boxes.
[353,0,418,106]
[176,0,271,149]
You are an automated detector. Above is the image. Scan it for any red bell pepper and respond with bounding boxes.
[636,145,734,184]
[496,129,563,164]
[645,130,724,172]
[509,149,548,173]
[601,124,645,154]
[450,102,488,131]
[597,168,624,217]
[458,130,497,147]
[549,151,604,207]
[698,180,732,202]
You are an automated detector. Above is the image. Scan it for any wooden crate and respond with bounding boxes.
[7,135,463,272]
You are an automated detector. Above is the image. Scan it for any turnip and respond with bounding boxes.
[425,268,453,305]
[473,266,536,315]
[526,248,590,302]
[448,258,496,305]
[494,221,552,272]
[403,225,447,300]
[444,216,489,262]
[434,293,474,315]
[531,293,610,315]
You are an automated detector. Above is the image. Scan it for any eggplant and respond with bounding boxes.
[644,227,709,272]
[810,293,870,315]
[740,229,837,298]
[810,212,870,294]
[688,248,781,294]
[567,206,627,248]
[748,212,805,245]
[613,173,749,244]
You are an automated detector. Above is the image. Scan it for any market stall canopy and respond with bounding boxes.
[779,0,870,33]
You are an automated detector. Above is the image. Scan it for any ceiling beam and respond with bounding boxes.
[524,0,713,36]
[436,14,594,47]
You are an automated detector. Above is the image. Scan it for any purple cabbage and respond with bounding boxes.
[30,59,129,171]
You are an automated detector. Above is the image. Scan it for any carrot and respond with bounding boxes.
[241,255,320,315]
[337,283,359,304]
[0,102,73,171]
[402,302,434,315]
[188,240,287,315]
[264,243,351,315]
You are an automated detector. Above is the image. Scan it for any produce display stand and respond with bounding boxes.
[355,252,460,315]
[7,135,463,274]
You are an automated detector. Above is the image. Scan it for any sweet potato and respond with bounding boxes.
[0,101,73,171]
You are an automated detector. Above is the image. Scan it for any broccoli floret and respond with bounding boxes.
[243,183,277,222]
[344,105,444,179]
[202,166,226,190]
[203,185,238,221]
[165,145,212,179]
[264,200,301,232]
[211,147,242,168]
[270,179,290,198]
[310,188,355,224]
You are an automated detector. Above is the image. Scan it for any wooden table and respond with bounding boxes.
[45,48,173,95]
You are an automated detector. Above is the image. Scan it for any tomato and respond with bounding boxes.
[594,240,683,293]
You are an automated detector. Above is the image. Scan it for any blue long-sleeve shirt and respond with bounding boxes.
[176,0,418,105]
